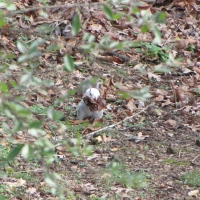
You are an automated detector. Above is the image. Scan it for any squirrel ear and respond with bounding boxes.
[82,78,100,94]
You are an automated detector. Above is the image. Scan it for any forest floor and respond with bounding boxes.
[1,0,200,199]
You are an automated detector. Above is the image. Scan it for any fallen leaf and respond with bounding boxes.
[147,72,161,81]
[161,99,173,107]
[111,147,119,152]
[188,190,199,198]
[126,99,136,111]
[5,178,26,187]
[26,187,37,194]
[106,94,116,101]
[127,132,149,143]
[164,119,177,128]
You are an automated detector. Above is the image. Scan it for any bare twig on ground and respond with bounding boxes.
[191,155,200,166]
[83,103,154,139]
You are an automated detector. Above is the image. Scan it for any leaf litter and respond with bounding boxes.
[1,0,200,199]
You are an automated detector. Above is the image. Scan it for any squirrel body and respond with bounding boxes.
[77,80,105,120]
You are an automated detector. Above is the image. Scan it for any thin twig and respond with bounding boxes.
[83,103,154,139]
[191,155,200,163]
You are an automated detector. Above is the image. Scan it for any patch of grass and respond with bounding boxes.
[0,184,7,196]
[127,122,148,130]
[12,171,37,182]
[159,85,170,90]
[105,113,112,120]
[178,148,192,153]
[67,124,87,135]
[63,105,76,117]
[0,145,11,170]
[186,44,195,52]
[161,158,189,167]
[0,183,26,199]
[0,145,10,159]
[181,170,200,187]
[135,42,169,61]
[88,194,108,200]
[37,0,51,4]
[114,99,123,105]
[116,68,127,76]
[100,162,149,189]
[29,105,48,115]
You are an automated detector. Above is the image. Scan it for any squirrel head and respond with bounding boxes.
[84,88,100,100]
[83,88,105,112]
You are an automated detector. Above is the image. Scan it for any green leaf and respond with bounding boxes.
[0,194,8,200]
[132,7,139,15]
[29,51,41,58]
[7,144,24,161]
[113,13,122,20]
[109,41,120,48]
[17,40,27,54]
[0,171,7,178]
[18,54,28,63]
[47,107,64,120]
[141,25,149,33]
[0,82,8,93]
[29,121,42,129]
[152,11,166,23]
[29,39,45,51]
[39,10,48,18]
[36,24,54,34]
[44,173,57,187]
[6,2,16,11]
[6,102,30,116]
[152,26,161,44]
[63,55,74,72]
[21,144,34,159]
[29,61,39,69]
[154,65,170,73]
[83,33,95,42]
[46,44,60,52]
[0,11,5,27]
[102,5,113,20]
[0,3,6,8]
[71,14,81,36]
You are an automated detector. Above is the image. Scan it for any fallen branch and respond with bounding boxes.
[83,103,154,139]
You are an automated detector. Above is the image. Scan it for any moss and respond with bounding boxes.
[161,158,189,166]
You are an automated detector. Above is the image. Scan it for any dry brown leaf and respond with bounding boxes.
[126,99,136,112]
[188,189,199,198]
[161,99,173,107]
[26,187,37,194]
[106,94,116,101]
[183,124,200,132]
[155,89,168,96]
[106,76,115,87]
[164,119,177,128]
[147,72,161,81]
[155,95,164,102]
[111,147,119,152]
[193,67,200,75]
[5,178,26,187]
[129,132,149,143]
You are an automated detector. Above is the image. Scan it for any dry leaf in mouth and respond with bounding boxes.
[83,96,106,112]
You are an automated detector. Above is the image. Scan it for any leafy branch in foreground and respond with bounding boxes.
[0,0,181,198]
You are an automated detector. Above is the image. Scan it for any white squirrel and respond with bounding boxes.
[77,79,105,120]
